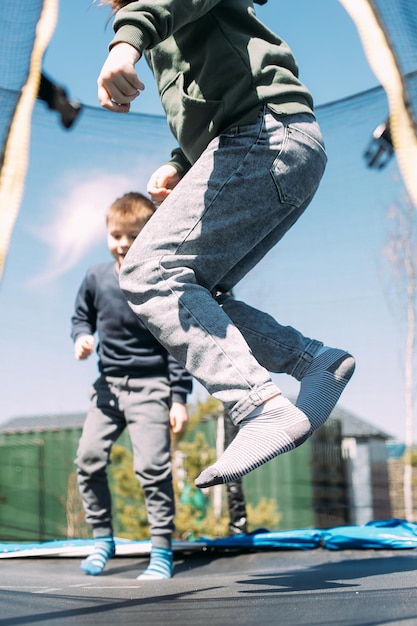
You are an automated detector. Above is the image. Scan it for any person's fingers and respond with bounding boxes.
[98,76,141,111]
[109,72,143,101]
[97,83,130,112]
[147,188,171,205]
[97,49,144,111]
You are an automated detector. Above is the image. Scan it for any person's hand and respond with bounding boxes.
[97,43,144,112]
[74,335,95,360]
[147,164,181,206]
[169,402,189,434]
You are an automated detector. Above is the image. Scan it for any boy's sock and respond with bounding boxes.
[80,536,115,576]
[137,546,173,580]
[296,347,355,433]
[194,396,310,489]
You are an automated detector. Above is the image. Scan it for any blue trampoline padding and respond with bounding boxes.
[198,528,323,550]
[0,531,322,556]
[322,519,417,550]
[2,520,417,557]
[0,537,153,558]
[0,539,95,553]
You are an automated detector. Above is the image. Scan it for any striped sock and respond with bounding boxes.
[80,536,115,576]
[296,347,355,433]
[137,546,173,580]
[194,396,310,488]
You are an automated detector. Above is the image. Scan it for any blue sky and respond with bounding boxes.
[1,1,410,441]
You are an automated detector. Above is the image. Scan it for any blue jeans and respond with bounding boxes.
[120,107,327,423]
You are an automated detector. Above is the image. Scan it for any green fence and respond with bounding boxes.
[0,429,83,541]
[0,417,347,541]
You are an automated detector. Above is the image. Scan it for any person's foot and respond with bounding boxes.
[229,516,248,536]
[80,536,115,575]
[137,547,173,580]
[296,347,355,433]
[195,396,310,488]
[195,348,355,490]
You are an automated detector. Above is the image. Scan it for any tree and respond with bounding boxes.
[66,471,90,539]
[173,396,281,537]
[109,444,149,539]
[384,188,417,521]
[107,396,281,539]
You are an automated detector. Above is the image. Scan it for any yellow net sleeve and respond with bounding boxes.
[339,0,417,208]
[0,0,58,281]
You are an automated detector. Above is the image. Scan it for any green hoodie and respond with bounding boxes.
[110,0,314,168]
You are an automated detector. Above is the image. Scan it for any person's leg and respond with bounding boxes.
[223,411,248,535]
[196,301,354,489]
[75,377,125,575]
[120,109,353,485]
[121,109,325,416]
[122,376,174,580]
[219,294,355,434]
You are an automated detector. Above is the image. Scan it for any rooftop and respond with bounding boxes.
[0,405,394,439]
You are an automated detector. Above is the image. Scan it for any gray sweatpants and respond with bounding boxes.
[75,374,174,548]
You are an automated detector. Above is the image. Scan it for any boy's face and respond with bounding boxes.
[107,216,143,269]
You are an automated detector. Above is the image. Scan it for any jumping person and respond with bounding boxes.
[95,0,355,489]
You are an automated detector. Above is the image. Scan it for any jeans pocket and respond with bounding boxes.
[270,124,327,206]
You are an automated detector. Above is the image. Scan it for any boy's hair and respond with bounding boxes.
[98,0,133,10]
[106,191,156,226]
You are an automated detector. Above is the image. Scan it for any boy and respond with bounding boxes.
[71,191,192,579]
[96,0,355,489]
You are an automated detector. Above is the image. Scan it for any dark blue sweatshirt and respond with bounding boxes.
[71,262,192,403]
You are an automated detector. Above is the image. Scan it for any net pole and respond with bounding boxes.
[339,0,417,208]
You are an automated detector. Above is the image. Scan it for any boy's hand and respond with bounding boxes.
[169,402,189,434]
[98,43,144,113]
[147,164,181,206]
[74,335,95,360]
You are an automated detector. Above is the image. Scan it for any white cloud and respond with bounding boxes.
[29,170,143,284]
